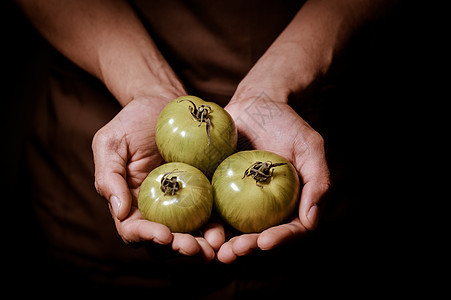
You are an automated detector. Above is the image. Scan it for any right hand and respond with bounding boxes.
[92,96,222,261]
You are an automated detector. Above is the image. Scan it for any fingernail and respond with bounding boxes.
[307,204,319,229]
[110,195,121,218]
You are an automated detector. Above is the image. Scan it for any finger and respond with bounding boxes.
[195,237,216,262]
[299,181,330,230]
[294,131,331,230]
[114,209,173,245]
[216,234,259,264]
[172,233,201,256]
[92,128,132,220]
[257,218,307,250]
[104,173,133,220]
[232,234,259,256]
[203,218,225,251]
[216,240,237,264]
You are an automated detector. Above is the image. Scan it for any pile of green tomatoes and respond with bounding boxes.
[138,96,300,234]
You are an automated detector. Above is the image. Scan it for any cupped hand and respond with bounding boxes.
[217,90,331,263]
[92,96,222,261]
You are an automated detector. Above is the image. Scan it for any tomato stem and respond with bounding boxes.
[160,170,183,195]
[242,161,287,188]
[178,99,211,145]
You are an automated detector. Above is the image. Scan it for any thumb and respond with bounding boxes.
[298,180,330,230]
[294,130,331,230]
[98,173,133,221]
[92,128,132,221]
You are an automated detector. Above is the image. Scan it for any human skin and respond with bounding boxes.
[17,0,396,262]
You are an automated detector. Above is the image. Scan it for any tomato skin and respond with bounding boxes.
[212,150,300,233]
[138,162,213,233]
[155,96,237,177]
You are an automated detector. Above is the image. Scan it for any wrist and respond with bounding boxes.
[127,82,187,106]
[97,35,187,107]
[106,59,186,105]
[232,42,330,107]
[126,59,187,106]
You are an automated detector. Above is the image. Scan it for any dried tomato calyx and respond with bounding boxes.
[242,161,287,188]
[160,170,184,195]
[178,99,211,145]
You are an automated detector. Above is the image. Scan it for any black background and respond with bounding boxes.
[2,0,444,297]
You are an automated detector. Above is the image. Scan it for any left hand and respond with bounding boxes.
[214,88,331,263]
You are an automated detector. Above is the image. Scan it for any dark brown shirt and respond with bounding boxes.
[26,0,306,293]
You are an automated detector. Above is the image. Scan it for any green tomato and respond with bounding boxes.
[155,95,237,177]
[212,150,300,233]
[138,162,213,233]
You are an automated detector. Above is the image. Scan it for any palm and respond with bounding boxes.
[217,93,330,263]
[114,99,164,202]
[225,94,313,181]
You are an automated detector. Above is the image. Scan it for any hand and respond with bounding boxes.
[92,96,220,261]
[217,90,331,263]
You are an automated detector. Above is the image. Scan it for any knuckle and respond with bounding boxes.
[319,181,331,193]
[114,221,129,244]
[120,233,133,245]
[310,130,325,149]
[94,175,105,197]
[92,127,110,150]
[119,231,133,246]
[119,228,142,248]
[92,126,126,157]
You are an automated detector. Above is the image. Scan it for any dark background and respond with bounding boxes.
[2,0,443,297]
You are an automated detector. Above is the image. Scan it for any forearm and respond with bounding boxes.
[15,0,185,106]
[235,0,397,101]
